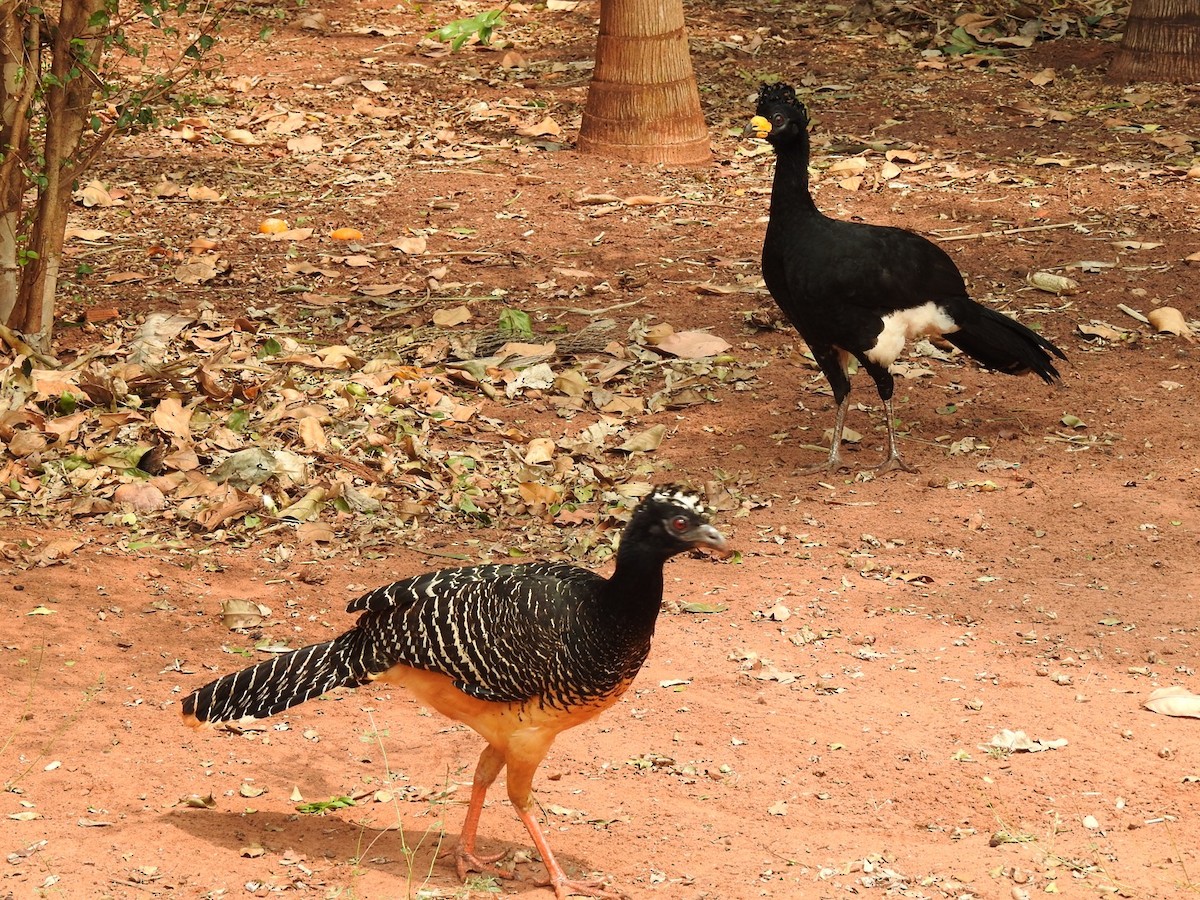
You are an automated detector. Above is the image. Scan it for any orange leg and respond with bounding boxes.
[505,740,625,900]
[513,804,626,899]
[454,744,512,880]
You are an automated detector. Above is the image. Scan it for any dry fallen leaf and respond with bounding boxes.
[432,306,472,327]
[516,116,562,138]
[113,482,167,513]
[655,330,732,359]
[1029,67,1055,86]
[298,11,327,30]
[1146,307,1194,342]
[524,438,557,465]
[987,729,1068,752]
[619,424,666,453]
[1027,271,1079,295]
[393,235,427,255]
[827,157,867,176]
[222,598,270,630]
[1077,322,1129,341]
[287,134,323,153]
[1144,686,1200,718]
[151,397,193,441]
[174,257,224,285]
[65,228,112,241]
[77,181,114,207]
[187,184,223,202]
[222,128,263,146]
[298,522,335,544]
[518,482,560,507]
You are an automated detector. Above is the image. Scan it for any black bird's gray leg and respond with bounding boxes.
[861,359,917,473]
[801,346,853,473]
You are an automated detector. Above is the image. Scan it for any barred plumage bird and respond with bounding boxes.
[181,487,727,899]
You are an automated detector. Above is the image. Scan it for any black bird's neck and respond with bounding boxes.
[770,134,819,217]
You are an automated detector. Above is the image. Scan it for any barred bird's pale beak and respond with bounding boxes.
[683,522,728,554]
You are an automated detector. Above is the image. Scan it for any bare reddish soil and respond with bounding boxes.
[4,2,1200,899]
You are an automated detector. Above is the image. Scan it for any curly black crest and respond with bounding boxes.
[757,82,806,116]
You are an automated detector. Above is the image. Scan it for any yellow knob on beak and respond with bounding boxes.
[744,115,772,139]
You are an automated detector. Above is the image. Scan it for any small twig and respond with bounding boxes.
[534,299,643,316]
[934,221,1081,242]
[1117,303,1150,324]
[412,547,474,561]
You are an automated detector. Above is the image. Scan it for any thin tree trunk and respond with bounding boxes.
[578,0,709,165]
[13,0,103,350]
[0,5,37,325]
[1109,0,1200,82]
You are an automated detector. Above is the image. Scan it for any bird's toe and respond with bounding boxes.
[874,454,918,474]
[544,874,628,899]
[454,845,512,881]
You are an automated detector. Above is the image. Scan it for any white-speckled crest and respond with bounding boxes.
[649,485,705,515]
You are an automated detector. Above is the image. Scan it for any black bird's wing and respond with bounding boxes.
[764,216,969,348]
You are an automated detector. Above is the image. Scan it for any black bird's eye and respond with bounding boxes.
[772,113,785,126]
[670,515,689,532]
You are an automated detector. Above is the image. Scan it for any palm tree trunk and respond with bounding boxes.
[578,0,709,165]
[1109,0,1200,82]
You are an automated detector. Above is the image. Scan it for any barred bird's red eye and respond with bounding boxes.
[671,516,689,532]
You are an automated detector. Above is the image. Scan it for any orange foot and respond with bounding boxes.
[453,845,512,882]
[541,873,628,899]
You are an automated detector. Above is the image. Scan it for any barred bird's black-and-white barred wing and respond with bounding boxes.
[182,561,605,726]
[348,561,612,706]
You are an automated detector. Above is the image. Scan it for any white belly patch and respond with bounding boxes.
[866,302,958,366]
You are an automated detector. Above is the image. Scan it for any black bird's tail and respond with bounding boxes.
[946,306,1066,383]
[181,635,362,726]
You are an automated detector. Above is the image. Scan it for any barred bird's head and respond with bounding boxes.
[625,486,728,557]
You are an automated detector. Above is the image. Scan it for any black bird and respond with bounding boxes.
[181,487,727,899]
[747,82,1066,472]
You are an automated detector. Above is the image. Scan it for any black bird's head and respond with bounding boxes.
[626,486,728,558]
[746,82,809,146]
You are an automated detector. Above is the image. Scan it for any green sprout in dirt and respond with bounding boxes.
[295,795,357,814]
[427,8,506,51]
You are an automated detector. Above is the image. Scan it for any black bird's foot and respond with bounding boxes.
[875,453,918,474]
[798,452,849,476]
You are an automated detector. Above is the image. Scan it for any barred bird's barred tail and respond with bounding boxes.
[181,635,360,727]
